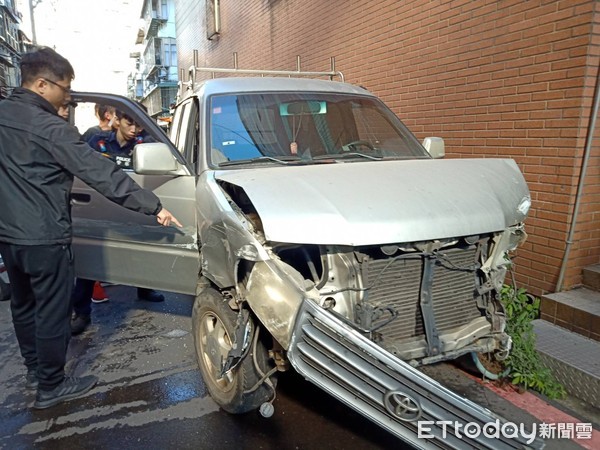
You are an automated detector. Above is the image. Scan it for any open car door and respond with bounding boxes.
[69,93,198,295]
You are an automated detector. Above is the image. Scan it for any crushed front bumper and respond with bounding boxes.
[287,300,544,449]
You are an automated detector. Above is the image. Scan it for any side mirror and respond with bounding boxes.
[133,143,179,174]
[422,137,445,159]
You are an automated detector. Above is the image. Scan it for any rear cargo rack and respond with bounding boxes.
[181,51,345,93]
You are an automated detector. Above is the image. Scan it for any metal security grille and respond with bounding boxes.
[365,247,481,343]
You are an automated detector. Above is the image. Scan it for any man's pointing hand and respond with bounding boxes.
[156,208,182,227]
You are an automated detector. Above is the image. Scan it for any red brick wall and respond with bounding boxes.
[175,0,600,296]
[561,13,600,291]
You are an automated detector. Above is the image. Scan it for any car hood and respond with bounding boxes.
[215,158,530,246]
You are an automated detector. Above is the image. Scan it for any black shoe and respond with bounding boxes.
[26,369,38,390]
[71,314,91,336]
[33,375,98,410]
[137,288,164,303]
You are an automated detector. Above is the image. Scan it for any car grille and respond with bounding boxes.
[288,301,543,449]
[364,247,482,343]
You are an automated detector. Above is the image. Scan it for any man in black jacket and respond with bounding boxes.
[0,47,181,409]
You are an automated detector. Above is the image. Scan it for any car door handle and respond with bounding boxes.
[70,193,91,205]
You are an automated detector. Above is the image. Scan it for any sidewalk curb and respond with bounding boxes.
[470,375,599,450]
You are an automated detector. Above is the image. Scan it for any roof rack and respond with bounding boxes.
[181,51,345,93]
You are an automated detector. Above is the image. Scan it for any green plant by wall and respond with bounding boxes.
[500,284,566,399]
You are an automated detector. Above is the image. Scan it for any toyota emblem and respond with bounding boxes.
[383,390,422,422]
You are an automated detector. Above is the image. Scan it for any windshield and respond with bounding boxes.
[209,92,429,167]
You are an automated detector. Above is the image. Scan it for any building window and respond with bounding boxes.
[162,39,176,67]
[0,65,6,87]
[7,21,18,50]
[206,0,220,40]
[0,11,6,38]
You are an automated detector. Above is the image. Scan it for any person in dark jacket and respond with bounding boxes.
[0,47,181,410]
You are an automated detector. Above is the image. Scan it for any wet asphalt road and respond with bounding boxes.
[0,286,587,449]
[0,285,403,449]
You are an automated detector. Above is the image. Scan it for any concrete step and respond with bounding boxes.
[583,264,600,292]
[533,319,600,407]
[540,287,600,341]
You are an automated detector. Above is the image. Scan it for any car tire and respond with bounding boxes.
[192,286,277,413]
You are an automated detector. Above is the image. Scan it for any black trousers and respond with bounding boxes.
[0,243,74,390]
[72,278,94,316]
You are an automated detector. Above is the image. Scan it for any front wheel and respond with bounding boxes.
[192,287,277,413]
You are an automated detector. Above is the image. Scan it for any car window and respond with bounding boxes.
[171,99,200,171]
[174,101,192,155]
[169,102,184,145]
[70,96,172,146]
[208,92,429,167]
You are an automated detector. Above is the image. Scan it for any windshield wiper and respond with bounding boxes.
[218,155,304,167]
[313,152,384,161]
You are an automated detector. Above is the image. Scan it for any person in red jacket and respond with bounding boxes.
[0,47,181,410]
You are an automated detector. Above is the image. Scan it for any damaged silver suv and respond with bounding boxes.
[71,72,536,449]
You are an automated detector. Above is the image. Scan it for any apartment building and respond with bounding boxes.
[129,0,178,120]
[0,0,23,99]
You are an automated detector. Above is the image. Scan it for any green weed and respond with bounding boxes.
[499,284,566,399]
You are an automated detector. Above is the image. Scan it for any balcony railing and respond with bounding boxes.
[145,10,167,39]
[0,0,20,21]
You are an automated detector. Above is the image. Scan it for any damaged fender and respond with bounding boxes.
[480,224,527,291]
[245,258,319,349]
